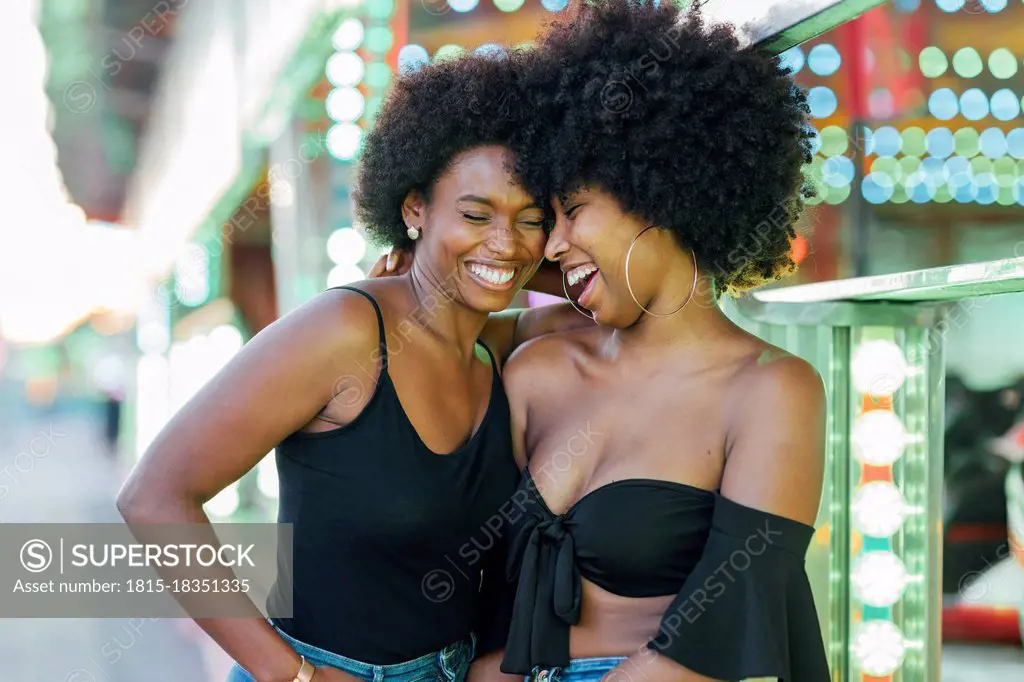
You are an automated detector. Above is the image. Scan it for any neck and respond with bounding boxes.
[404,263,489,359]
[607,275,734,356]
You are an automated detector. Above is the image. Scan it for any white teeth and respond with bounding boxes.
[567,264,598,287]
[468,263,515,285]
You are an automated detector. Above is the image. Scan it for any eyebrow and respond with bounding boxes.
[456,195,544,211]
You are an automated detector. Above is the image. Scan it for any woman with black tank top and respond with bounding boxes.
[493,3,830,682]
[117,52,586,682]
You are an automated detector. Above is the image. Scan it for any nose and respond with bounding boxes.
[544,211,570,263]
[485,221,518,258]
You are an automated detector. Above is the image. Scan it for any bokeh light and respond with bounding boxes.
[952,48,983,78]
[901,127,927,156]
[779,46,805,74]
[448,0,479,12]
[819,126,848,156]
[926,127,955,158]
[494,0,526,10]
[398,44,430,74]
[959,89,989,121]
[919,47,947,78]
[874,127,903,156]
[326,87,365,123]
[327,123,363,161]
[326,51,365,88]
[808,87,838,118]
[332,18,365,51]
[541,0,569,10]
[979,128,1007,159]
[989,48,1018,79]
[991,89,1021,121]
[928,88,959,120]
[808,43,841,76]
[954,128,980,157]
[1008,129,1024,159]
[434,44,467,62]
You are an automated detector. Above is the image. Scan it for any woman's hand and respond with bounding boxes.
[367,248,414,278]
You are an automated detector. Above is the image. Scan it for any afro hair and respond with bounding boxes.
[354,51,544,249]
[515,0,816,295]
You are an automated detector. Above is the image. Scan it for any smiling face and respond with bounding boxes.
[405,145,547,313]
[546,186,685,327]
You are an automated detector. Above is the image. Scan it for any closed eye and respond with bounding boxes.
[565,204,583,219]
[462,213,489,223]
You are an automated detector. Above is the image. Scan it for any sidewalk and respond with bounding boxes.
[0,408,232,681]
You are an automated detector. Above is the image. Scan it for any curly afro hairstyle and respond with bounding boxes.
[354,51,543,249]
[515,0,816,295]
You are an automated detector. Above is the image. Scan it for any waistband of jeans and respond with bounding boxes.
[270,620,476,677]
[527,656,627,682]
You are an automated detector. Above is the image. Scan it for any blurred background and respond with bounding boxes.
[3,0,1024,679]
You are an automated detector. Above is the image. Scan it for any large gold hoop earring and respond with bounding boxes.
[562,269,595,320]
[624,225,697,318]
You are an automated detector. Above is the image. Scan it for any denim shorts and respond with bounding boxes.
[226,622,476,682]
[524,656,627,682]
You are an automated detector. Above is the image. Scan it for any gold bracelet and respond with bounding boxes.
[293,655,316,682]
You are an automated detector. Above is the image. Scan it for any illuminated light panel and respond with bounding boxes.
[808,43,841,76]
[852,620,908,677]
[852,551,911,607]
[494,0,525,10]
[332,18,364,51]
[448,0,479,11]
[398,44,430,74]
[860,464,895,484]
[326,51,365,88]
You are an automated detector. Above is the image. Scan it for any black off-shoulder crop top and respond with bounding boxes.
[500,468,830,682]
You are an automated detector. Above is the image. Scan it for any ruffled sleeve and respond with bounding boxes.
[646,495,829,682]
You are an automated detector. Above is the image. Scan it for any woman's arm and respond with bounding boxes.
[603,354,826,682]
[116,290,382,682]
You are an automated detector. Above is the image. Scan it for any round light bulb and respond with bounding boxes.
[326,88,365,123]
[327,227,368,266]
[852,339,909,395]
[332,19,364,51]
[327,264,366,288]
[852,620,907,676]
[852,482,908,537]
[852,551,910,607]
[326,51,365,87]
[852,411,910,466]
[327,124,362,160]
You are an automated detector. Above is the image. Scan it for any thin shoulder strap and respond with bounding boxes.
[329,285,388,364]
[476,340,499,375]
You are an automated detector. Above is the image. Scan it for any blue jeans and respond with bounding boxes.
[525,656,627,682]
[227,622,476,682]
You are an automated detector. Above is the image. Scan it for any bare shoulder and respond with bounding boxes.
[505,326,597,383]
[731,344,825,418]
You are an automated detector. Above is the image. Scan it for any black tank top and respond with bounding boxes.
[271,286,520,663]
